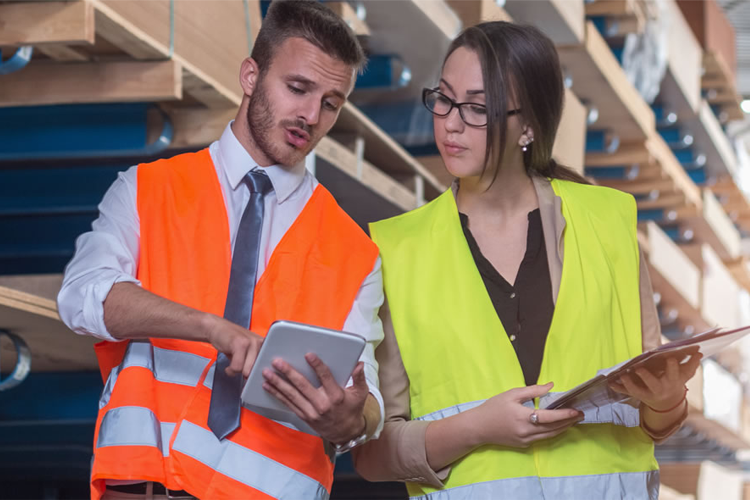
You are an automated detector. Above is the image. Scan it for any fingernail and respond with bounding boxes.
[305,353,315,362]
[272,359,283,369]
[262,368,272,378]
[262,383,270,391]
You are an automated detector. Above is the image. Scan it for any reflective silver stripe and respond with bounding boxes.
[412,471,659,500]
[414,400,484,421]
[203,362,215,389]
[416,395,640,427]
[539,392,641,427]
[100,341,212,408]
[120,341,211,386]
[172,420,329,499]
[99,364,121,409]
[97,406,176,458]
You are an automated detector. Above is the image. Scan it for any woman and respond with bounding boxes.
[352,21,700,500]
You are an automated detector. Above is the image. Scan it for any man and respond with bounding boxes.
[57,1,384,498]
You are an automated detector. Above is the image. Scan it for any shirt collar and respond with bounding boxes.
[218,121,307,204]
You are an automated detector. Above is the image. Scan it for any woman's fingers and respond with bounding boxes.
[510,382,554,403]
[533,408,583,425]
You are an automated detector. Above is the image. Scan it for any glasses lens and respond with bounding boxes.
[460,104,488,127]
[424,90,452,116]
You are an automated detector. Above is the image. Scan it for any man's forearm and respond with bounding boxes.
[103,282,213,342]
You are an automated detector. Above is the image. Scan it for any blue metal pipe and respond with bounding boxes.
[0,46,33,76]
[0,104,173,161]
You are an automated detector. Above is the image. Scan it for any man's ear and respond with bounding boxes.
[239,57,261,97]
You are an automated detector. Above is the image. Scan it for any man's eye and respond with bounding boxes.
[288,85,304,95]
[323,101,339,111]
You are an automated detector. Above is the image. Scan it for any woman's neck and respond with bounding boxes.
[456,160,538,219]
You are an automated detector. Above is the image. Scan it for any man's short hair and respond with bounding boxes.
[252,0,366,74]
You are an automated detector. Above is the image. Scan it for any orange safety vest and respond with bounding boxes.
[90,149,378,499]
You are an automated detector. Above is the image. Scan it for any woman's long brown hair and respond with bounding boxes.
[443,21,589,185]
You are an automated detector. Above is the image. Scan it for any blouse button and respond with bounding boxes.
[510,334,517,341]
[510,292,516,299]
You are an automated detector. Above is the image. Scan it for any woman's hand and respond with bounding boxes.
[468,382,583,448]
[609,352,702,412]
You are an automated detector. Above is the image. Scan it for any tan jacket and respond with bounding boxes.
[353,177,684,487]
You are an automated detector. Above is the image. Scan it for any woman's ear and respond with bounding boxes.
[518,126,535,147]
[239,57,261,97]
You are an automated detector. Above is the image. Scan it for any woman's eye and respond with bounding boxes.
[468,105,487,115]
[436,95,451,105]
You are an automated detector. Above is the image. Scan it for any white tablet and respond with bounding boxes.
[241,320,366,434]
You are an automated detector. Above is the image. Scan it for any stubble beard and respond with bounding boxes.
[247,79,314,167]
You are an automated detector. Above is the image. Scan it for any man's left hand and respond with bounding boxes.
[262,354,368,444]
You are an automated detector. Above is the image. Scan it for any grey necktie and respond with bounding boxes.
[207,169,273,440]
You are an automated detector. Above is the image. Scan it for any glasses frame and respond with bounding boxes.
[422,88,521,128]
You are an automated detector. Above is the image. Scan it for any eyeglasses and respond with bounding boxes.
[422,88,520,128]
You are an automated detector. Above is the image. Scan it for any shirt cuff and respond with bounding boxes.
[80,273,141,342]
[400,420,451,487]
[364,363,385,439]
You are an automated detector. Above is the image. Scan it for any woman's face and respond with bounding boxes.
[434,46,525,180]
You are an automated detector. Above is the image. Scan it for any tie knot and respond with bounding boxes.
[246,169,273,195]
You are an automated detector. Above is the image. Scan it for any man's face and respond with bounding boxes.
[247,37,356,167]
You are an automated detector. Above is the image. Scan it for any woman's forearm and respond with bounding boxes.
[425,410,484,471]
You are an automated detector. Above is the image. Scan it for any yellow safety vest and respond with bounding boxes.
[370,178,659,499]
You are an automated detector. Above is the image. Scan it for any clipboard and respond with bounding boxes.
[240,320,366,433]
[542,325,750,411]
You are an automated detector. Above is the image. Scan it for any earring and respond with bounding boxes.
[521,138,534,152]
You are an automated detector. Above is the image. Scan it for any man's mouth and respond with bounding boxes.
[285,127,311,148]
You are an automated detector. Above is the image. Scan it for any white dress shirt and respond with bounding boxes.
[58,122,385,439]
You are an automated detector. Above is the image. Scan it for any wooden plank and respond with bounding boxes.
[446,0,511,26]
[411,0,462,40]
[700,244,740,328]
[584,0,633,17]
[644,222,702,314]
[0,60,182,107]
[597,177,675,195]
[725,258,750,293]
[702,51,744,122]
[504,0,585,45]
[315,136,417,212]
[334,103,446,200]
[354,0,459,107]
[585,142,652,167]
[553,87,587,173]
[636,192,685,211]
[0,1,95,46]
[36,44,90,62]
[326,2,370,36]
[558,22,655,143]
[672,190,741,262]
[656,0,701,117]
[659,462,702,497]
[688,100,738,179]
[658,484,695,500]
[645,132,703,209]
[0,286,98,372]
[701,189,741,259]
[167,106,237,149]
[91,0,255,108]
